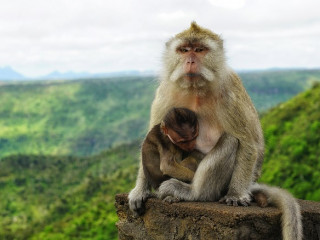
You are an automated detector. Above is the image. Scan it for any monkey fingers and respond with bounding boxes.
[128,189,152,217]
[129,197,146,216]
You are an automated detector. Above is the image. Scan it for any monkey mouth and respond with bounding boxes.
[178,73,207,90]
[184,73,202,81]
[185,73,201,78]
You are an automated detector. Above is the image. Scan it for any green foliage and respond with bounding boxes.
[0,77,156,159]
[240,69,320,111]
[0,142,140,239]
[260,83,320,201]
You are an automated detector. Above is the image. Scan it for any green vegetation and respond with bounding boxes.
[0,70,320,239]
[239,69,320,111]
[0,142,140,239]
[0,77,156,159]
[260,82,320,200]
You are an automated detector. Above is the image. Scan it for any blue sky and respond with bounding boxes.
[0,0,319,77]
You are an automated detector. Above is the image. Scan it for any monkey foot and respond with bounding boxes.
[219,194,251,207]
[162,196,181,204]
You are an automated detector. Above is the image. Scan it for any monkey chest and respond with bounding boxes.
[172,94,201,111]
[167,92,221,153]
[195,118,222,154]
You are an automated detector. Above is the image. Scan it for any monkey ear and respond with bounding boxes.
[195,122,199,136]
[160,121,168,134]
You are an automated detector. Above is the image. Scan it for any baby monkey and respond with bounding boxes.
[142,108,204,190]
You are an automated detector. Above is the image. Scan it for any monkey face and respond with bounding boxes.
[163,22,225,90]
[165,41,214,88]
[165,127,198,152]
[174,139,197,152]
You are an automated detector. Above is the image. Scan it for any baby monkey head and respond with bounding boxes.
[161,107,199,152]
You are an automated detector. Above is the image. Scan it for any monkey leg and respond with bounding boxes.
[158,134,238,202]
[160,157,195,182]
[180,156,198,172]
[128,161,153,216]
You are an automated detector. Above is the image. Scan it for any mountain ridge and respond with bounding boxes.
[0,66,25,80]
[0,67,155,81]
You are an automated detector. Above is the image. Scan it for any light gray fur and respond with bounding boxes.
[128,161,153,216]
[128,23,303,240]
[251,183,303,240]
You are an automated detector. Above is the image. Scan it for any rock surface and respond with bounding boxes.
[115,193,320,240]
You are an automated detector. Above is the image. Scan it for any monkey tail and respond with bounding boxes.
[250,183,303,240]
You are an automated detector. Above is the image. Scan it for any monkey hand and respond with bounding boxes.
[158,178,181,199]
[128,187,152,217]
[219,192,252,207]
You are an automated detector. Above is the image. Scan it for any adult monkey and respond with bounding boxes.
[129,22,302,240]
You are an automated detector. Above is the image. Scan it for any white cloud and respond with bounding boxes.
[0,0,319,77]
[208,0,247,10]
[157,10,197,23]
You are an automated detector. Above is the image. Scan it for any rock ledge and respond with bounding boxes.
[115,193,320,240]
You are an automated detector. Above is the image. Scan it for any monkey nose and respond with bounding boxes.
[187,57,195,64]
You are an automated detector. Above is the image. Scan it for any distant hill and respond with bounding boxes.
[239,69,320,110]
[39,70,152,80]
[260,82,320,200]
[0,70,320,160]
[0,67,155,81]
[41,70,92,79]
[0,66,25,80]
[0,76,157,159]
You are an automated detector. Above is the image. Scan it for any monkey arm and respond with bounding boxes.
[149,89,170,129]
[128,160,153,216]
[129,125,163,216]
[180,156,198,172]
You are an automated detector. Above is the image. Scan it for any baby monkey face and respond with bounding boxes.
[161,107,199,152]
[166,126,198,152]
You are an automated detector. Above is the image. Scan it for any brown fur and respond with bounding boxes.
[142,124,200,189]
[253,191,268,208]
[142,108,204,189]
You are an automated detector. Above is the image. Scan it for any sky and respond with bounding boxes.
[0,0,319,77]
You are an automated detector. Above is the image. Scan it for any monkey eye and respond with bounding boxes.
[178,47,190,53]
[195,47,205,52]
